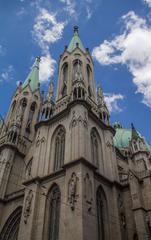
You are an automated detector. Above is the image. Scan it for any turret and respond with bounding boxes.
[2,57,42,146]
[97,86,110,124]
[130,123,149,171]
[40,81,55,120]
[130,123,147,154]
[56,26,97,103]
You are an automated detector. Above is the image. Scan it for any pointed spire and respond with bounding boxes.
[131,123,140,140]
[47,80,54,101]
[67,26,85,53]
[22,56,40,92]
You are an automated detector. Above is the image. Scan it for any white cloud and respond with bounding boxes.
[144,0,151,7]
[92,11,151,108]
[104,93,124,113]
[39,55,56,83]
[60,0,76,16]
[0,65,14,83]
[32,8,66,83]
[59,0,97,19]
[32,8,66,54]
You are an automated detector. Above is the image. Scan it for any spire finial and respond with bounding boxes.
[47,80,54,101]
[74,26,79,35]
[36,56,41,62]
[131,123,140,140]
[22,57,40,92]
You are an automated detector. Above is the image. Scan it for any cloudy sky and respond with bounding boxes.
[0,0,151,142]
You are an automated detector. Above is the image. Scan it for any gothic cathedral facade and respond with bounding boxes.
[0,26,151,240]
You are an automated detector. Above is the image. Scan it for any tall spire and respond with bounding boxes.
[131,123,140,140]
[67,26,85,53]
[22,56,40,92]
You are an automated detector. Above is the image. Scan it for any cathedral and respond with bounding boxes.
[0,26,151,240]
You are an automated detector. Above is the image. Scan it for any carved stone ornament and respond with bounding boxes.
[118,166,128,183]
[23,190,33,224]
[70,111,88,129]
[68,172,79,210]
[25,160,32,179]
[36,132,40,147]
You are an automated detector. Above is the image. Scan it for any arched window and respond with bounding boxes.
[73,60,83,82]
[26,102,36,133]
[133,141,138,152]
[87,65,92,97]
[0,206,22,240]
[91,129,99,166]
[62,63,68,83]
[96,186,108,240]
[21,98,27,110]
[54,126,65,171]
[62,84,67,97]
[47,185,61,240]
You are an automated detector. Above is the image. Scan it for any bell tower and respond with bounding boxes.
[0,57,42,198]
[56,26,97,103]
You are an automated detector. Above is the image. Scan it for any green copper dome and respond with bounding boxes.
[22,57,40,92]
[67,26,85,53]
[113,126,151,152]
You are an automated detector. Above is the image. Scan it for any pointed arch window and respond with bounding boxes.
[61,84,67,97]
[54,126,65,171]
[97,187,108,240]
[26,102,37,134]
[48,185,61,240]
[21,98,27,110]
[91,129,99,166]
[0,206,22,240]
[62,63,68,83]
[73,60,83,82]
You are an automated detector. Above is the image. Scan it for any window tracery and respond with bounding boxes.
[96,187,108,240]
[0,207,22,240]
[48,185,61,240]
[54,126,65,171]
[91,129,99,166]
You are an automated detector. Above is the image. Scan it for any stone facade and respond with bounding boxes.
[0,26,151,240]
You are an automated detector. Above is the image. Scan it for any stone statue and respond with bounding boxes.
[97,87,104,105]
[47,81,54,102]
[68,172,78,210]
[84,173,93,210]
[23,190,33,224]
[74,61,83,82]
[13,104,23,127]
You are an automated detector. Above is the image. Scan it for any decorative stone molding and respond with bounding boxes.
[36,131,46,148]
[68,172,79,210]
[23,190,33,224]
[118,166,128,183]
[70,111,88,129]
[25,160,32,179]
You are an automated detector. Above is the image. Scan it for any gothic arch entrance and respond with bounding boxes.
[0,206,22,240]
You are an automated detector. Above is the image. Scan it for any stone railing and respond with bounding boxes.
[0,134,31,155]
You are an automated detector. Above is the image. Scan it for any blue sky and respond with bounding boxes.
[0,0,151,143]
